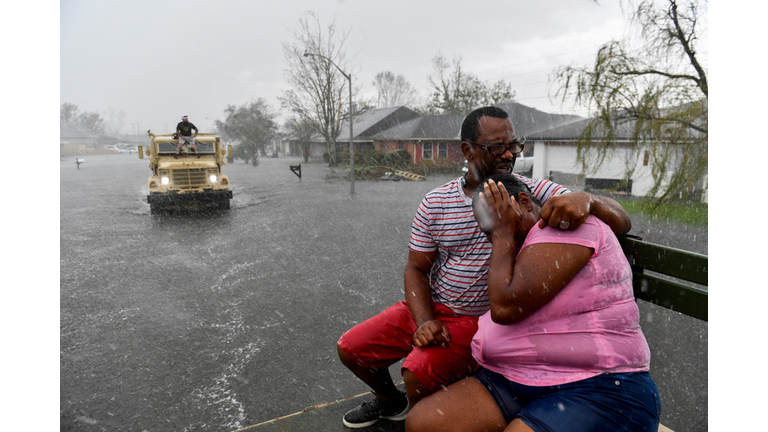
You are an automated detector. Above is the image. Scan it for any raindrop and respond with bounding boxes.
[437,408,445,416]
[557,402,565,411]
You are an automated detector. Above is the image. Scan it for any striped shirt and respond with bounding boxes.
[409,175,569,316]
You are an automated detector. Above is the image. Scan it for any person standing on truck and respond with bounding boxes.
[176,115,198,156]
[404,174,659,432]
[335,106,633,429]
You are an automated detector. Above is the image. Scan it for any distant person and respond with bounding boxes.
[404,174,659,432]
[336,106,633,429]
[176,115,198,156]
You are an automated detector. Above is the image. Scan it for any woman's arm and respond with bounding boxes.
[486,233,593,325]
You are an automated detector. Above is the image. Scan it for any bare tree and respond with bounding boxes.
[60,102,106,134]
[424,54,515,115]
[102,107,127,135]
[280,11,364,165]
[215,99,278,167]
[372,71,419,108]
[553,0,707,203]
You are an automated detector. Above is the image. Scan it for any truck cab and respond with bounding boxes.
[140,132,233,213]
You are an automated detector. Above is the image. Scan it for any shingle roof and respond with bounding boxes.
[525,117,637,141]
[368,115,464,140]
[494,102,583,137]
[338,106,421,142]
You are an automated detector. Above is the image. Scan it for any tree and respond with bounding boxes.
[284,117,315,162]
[215,99,278,167]
[60,102,106,134]
[280,11,366,166]
[372,71,419,108]
[102,107,127,135]
[553,0,707,203]
[424,54,515,115]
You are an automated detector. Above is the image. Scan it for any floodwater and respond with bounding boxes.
[60,154,707,431]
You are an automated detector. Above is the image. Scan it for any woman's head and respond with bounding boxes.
[472,173,542,241]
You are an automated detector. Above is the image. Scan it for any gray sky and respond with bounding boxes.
[60,0,648,135]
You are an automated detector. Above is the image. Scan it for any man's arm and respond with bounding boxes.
[539,191,631,236]
[404,249,450,347]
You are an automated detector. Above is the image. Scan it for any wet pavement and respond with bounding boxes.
[60,153,707,431]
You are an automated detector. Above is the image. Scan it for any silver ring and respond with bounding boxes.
[558,220,570,230]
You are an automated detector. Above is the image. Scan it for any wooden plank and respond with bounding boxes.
[632,271,708,321]
[619,236,708,286]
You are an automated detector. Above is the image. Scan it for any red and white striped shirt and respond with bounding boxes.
[409,175,569,316]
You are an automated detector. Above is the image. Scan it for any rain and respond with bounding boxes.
[21,0,739,430]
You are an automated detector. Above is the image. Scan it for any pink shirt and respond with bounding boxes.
[471,215,651,386]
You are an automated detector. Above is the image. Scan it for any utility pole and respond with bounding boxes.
[303,51,354,194]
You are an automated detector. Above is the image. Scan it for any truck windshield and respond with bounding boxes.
[157,141,216,153]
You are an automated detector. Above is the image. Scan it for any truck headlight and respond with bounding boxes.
[161,176,170,185]
[209,174,218,183]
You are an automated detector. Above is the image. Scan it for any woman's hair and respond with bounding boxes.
[460,106,510,143]
[474,173,542,208]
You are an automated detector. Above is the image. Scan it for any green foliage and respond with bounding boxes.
[554,0,707,204]
[617,199,708,227]
[216,99,278,167]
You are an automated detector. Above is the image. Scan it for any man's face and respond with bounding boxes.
[182,117,189,123]
[467,116,518,181]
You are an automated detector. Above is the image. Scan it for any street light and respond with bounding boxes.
[303,50,354,194]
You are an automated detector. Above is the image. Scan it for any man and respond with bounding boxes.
[336,106,632,428]
[176,115,199,156]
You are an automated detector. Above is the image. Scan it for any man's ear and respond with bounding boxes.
[517,193,534,212]
[461,141,473,160]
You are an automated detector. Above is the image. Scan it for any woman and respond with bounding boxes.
[405,174,660,432]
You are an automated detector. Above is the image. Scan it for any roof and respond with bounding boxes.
[367,115,464,140]
[524,117,636,140]
[494,102,583,137]
[337,106,421,142]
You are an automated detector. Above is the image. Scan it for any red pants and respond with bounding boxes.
[338,301,479,392]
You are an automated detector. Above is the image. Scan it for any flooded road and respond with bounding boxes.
[60,154,707,431]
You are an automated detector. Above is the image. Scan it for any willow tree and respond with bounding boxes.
[554,0,707,203]
[280,11,363,166]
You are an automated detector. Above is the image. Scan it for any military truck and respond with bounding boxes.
[139,132,233,213]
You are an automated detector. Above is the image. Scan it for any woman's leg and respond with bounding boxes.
[405,377,507,432]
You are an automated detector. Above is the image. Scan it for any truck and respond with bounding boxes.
[139,132,233,213]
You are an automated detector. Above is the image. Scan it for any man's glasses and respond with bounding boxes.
[468,141,525,156]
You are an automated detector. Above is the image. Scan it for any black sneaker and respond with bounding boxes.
[342,391,409,428]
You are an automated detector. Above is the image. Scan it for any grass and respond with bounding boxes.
[616,199,708,227]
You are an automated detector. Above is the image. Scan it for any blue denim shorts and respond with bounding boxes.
[473,368,661,432]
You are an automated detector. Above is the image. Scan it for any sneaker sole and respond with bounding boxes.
[342,417,380,428]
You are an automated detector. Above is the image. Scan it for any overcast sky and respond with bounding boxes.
[59,0,663,135]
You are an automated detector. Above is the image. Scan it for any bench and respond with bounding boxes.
[618,234,708,322]
[235,236,708,432]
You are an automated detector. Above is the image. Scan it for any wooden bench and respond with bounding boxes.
[618,235,708,322]
[236,236,708,432]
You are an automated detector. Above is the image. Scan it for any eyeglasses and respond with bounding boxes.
[468,141,525,156]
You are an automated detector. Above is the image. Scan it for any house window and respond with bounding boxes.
[398,140,404,150]
[422,142,433,160]
[437,142,447,159]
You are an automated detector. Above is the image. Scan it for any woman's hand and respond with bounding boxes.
[481,179,522,236]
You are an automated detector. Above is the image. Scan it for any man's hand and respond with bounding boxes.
[539,191,631,235]
[538,191,592,231]
[413,319,451,348]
